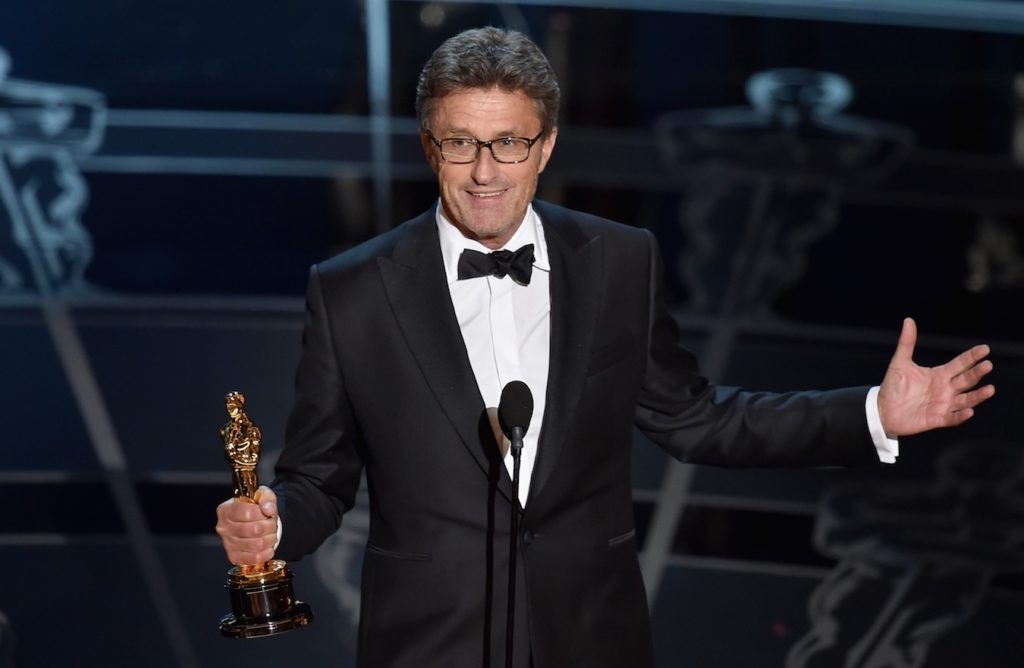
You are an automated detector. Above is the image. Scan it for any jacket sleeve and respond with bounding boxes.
[272,264,366,560]
[632,230,880,468]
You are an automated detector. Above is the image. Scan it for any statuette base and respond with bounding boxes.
[218,559,313,638]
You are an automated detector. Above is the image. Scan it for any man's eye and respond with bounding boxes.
[497,138,517,147]
[447,138,473,149]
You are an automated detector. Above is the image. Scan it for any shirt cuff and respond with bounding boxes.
[275,516,283,550]
[866,385,898,463]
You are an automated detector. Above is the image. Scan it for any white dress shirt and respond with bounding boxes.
[437,203,551,507]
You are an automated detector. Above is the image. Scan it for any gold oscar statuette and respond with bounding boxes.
[218,391,313,638]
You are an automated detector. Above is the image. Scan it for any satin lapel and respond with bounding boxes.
[377,214,513,502]
[530,202,603,501]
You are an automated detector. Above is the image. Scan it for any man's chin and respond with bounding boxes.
[456,216,521,246]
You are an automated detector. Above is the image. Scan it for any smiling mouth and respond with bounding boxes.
[468,190,506,198]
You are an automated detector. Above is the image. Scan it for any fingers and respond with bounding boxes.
[215,493,278,566]
[951,357,994,392]
[954,383,996,411]
[938,343,993,407]
[944,407,975,428]
[948,343,992,377]
[254,485,278,519]
[935,384,995,430]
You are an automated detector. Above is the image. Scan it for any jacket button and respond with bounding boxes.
[522,530,535,545]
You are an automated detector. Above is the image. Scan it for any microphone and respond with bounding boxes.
[498,380,533,456]
[497,381,533,668]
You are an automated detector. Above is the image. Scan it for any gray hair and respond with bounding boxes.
[415,27,560,136]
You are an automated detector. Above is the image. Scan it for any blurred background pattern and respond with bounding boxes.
[0,1,1022,666]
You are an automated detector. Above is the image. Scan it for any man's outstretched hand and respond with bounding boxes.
[877,318,995,437]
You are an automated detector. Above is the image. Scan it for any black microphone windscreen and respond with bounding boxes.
[498,381,533,437]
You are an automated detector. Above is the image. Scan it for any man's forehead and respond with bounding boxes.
[429,88,543,133]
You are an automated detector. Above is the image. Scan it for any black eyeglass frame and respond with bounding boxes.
[425,131,546,164]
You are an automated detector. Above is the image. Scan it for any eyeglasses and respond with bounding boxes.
[426,131,545,164]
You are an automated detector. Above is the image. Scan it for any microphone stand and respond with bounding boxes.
[506,425,524,668]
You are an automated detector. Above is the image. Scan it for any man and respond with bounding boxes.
[216,27,994,667]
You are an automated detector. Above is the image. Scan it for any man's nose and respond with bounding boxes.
[470,146,500,182]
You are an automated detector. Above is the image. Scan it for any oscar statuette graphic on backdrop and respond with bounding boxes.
[217,391,313,638]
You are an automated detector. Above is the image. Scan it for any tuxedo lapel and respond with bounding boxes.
[530,202,604,502]
[377,212,514,502]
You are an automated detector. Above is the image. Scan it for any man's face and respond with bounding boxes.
[421,87,557,250]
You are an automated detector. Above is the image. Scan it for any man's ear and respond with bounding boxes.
[420,130,440,172]
[537,126,558,174]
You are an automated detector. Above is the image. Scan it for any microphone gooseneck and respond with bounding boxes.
[497,380,533,668]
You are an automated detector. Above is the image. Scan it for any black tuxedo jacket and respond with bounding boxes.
[273,200,879,667]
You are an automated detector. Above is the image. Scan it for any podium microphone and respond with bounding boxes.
[497,381,533,668]
[499,380,533,459]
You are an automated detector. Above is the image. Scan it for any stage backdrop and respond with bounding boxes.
[1,2,1021,666]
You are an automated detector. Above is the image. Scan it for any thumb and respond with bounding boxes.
[892,317,917,364]
[254,486,278,519]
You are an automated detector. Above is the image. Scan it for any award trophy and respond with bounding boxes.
[218,391,313,638]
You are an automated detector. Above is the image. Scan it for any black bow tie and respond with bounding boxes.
[457,244,535,285]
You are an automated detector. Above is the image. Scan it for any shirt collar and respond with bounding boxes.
[435,201,550,285]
